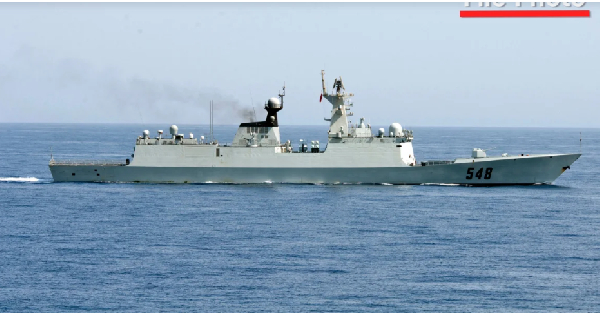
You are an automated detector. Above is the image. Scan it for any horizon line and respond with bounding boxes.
[0,122,597,129]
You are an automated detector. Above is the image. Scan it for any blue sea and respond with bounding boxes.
[0,124,598,312]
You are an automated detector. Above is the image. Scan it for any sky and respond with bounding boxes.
[0,2,598,127]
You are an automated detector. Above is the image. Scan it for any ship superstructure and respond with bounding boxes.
[49,71,580,185]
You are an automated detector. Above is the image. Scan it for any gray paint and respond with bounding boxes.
[49,154,580,185]
[48,73,581,185]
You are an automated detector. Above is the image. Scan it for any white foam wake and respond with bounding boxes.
[0,177,40,182]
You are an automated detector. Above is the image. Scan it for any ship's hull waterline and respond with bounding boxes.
[50,153,580,185]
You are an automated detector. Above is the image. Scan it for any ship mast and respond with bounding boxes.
[279,83,285,107]
[321,70,327,96]
[321,70,354,138]
[209,100,215,144]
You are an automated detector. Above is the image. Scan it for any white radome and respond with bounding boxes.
[389,123,402,137]
[268,97,281,109]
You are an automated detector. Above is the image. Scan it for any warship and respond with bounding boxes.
[49,71,580,185]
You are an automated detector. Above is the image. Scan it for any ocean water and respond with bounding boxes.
[0,123,598,312]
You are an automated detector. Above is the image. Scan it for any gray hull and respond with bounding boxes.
[49,153,580,185]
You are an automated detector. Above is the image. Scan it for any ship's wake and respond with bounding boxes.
[0,176,40,182]
[0,177,52,183]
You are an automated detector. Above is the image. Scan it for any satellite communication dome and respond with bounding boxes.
[389,123,403,137]
[170,125,178,137]
[267,97,281,109]
[268,115,276,123]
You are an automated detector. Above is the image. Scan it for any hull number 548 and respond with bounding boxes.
[466,167,493,180]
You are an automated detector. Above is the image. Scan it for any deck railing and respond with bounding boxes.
[420,160,454,166]
[49,159,125,166]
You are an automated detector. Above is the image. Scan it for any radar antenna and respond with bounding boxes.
[333,76,344,95]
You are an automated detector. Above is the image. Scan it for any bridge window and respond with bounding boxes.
[246,126,270,134]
